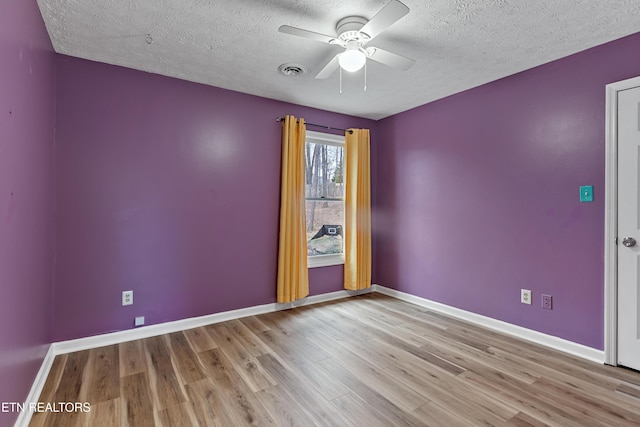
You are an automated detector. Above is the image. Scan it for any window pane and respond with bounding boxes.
[306,200,344,256]
[305,142,344,199]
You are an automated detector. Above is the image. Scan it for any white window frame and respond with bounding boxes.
[305,130,345,268]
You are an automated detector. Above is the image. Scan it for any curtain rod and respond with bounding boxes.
[276,117,353,134]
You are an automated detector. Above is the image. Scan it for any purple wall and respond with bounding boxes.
[375,32,640,350]
[0,0,56,424]
[54,56,376,341]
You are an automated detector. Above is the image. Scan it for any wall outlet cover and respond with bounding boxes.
[122,290,133,306]
[579,185,593,202]
[542,294,552,310]
[134,316,145,326]
[521,289,532,305]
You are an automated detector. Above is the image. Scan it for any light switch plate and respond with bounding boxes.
[579,186,593,202]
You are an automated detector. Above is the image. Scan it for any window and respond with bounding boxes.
[305,130,345,268]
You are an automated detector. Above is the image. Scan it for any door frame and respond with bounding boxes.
[604,75,640,365]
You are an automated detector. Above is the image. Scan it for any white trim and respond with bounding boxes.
[306,130,345,146]
[52,288,371,355]
[14,345,56,427]
[373,285,605,364]
[604,82,619,365]
[308,253,344,268]
[22,282,612,425]
[604,75,640,365]
[15,288,368,425]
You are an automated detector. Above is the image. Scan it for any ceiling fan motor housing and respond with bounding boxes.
[336,16,371,45]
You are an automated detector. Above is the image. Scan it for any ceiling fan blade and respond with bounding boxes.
[315,54,341,79]
[359,0,409,40]
[278,25,336,44]
[368,47,415,71]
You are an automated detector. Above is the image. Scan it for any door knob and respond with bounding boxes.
[623,237,637,247]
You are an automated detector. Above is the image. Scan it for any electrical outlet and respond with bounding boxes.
[521,289,532,305]
[134,316,145,326]
[122,290,133,306]
[542,294,552,310]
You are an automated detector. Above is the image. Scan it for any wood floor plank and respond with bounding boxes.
[157,402,198,426]
[332,297,405,327]
[309,308,466,375]
[239,315,271,334]
[456,323,622,390]
[460,370,596,427]
[182,326,218,353]
[143,336,187,411]
[412,401,479,427]
[256,352,354,426]
[303,309,397,369]
[33,294,640,427]
[166,332,207,385]
[197,348,275,426]
[256,326,331,365]
[44,351,90,427]
[415,331,538,385]
[402,319,492,353]
[257,310,312,338]
[30,354,68,427]
[324,348,430,413]
[384,349,518,426]
[38,354,68,402]
[617,383,640,399]
[85,345,120,403]
[293,360,351,401]
[224,319,273,357]
[330,302,430,347]
[504,411,551,427]
[330,392,391,427]
[85,398,121,427]
[253,385,317,427]
[251,324,351,401]
[121,372,155,427]
[381,340,520,424]
[52,350,90,403]
[488,346,640,412]
[185,378,239,427]
[206,324,276,393]
[360,293,451,330]
[119,340,146,377]
[530,376,640,426]
[318,355,429,427]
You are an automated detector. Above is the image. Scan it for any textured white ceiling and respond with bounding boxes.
[37,0,640,120]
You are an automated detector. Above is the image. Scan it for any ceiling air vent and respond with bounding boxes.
[278,63,307,76]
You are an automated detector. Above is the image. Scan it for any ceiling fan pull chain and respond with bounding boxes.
[340,66,343,94]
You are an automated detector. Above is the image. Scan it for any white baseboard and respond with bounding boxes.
[53,288,372,355]
[19,282,605,427]
[15,288,371,426]
[373,285,604,364]
[14,344,56,427]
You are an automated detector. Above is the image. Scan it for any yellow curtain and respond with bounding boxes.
[277,116,309,303]
[344,128,372,290]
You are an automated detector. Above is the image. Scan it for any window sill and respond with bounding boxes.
[308,254,344,268]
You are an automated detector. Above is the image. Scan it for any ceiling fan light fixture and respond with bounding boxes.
[278,0,414,79]
[339,46,366,72]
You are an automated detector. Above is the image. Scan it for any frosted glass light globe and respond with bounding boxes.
[339,49,366,72]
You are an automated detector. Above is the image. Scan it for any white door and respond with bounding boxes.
[617,85,640,371]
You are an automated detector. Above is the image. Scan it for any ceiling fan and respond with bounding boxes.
[279,0,415,79]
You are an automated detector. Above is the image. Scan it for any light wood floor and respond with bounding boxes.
[31,293,640,426]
